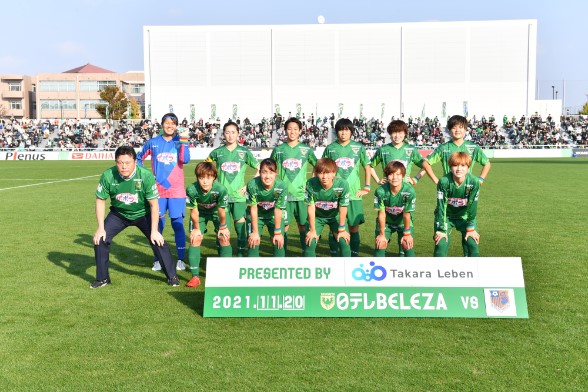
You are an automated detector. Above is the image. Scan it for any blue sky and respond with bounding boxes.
[3,0,587,110]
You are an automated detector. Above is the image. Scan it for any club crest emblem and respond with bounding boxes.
[490,290,511,312]
[320,293,335,310]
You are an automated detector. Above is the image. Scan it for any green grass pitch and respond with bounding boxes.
[0,158,586,391]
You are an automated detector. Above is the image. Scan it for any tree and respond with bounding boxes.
[129,97,141,119]
[96,86,129,120]
[579,102,588,115]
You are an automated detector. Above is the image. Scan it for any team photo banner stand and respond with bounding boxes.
[203,257,528,318]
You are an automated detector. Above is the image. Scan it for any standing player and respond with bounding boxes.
[246,158,288,257]
[92,146,179,288]
[206,121,259,257]
[270,117,317,254]
[374,161,416,257]
[322,118,371,257]
[185,162,232,288]
[433,152,481,257]
[304,158,351,257]
[371,119,435,185]
[137,112,190,271]
[416,115,491,185]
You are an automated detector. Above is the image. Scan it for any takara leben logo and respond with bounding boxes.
[352,261,387,282]
[320,293,335,310]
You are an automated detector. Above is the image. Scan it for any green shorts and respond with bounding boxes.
[246,216,284,237]
[307,216,347,237]
[346,199,365,227]
[285,200,308,227]
[434,217,478,236]
[228,201,247,222]
[198,214,221,234]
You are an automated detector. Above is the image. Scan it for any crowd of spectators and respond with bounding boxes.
[561,116,588,147]
[3,112,587,151]
[0,118,53,149]
[502,113,578,148]
[44,119,101,150]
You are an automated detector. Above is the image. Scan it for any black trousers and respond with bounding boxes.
[94,211,176,281]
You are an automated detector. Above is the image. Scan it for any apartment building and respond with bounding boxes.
[0,63,144,120]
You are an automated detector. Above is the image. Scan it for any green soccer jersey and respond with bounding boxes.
[371,142,424,181]
[322,140,371,201]
[374,182,416,228]
[246,177,288,220]
[270,142,317,201]
[426,140,489,175]
[186,181,228,216]
[434,172,480,234]
[304,177,350,220]
[206,145,259,203]
[95,165,159,221]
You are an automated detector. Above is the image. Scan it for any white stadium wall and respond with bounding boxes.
[144,20,537,123]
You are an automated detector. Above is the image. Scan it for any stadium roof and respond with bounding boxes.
[63,63,114,73]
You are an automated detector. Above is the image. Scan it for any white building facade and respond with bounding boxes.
[144,20,538,123]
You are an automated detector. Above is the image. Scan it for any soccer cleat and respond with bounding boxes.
[186,276,201,288]
[167,276,180,287]
[90,278,111,289]
[152,261,161,271]
[176,260,186,271]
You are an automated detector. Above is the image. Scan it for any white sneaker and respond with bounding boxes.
[176,260,186,271]
[152,261,162,271]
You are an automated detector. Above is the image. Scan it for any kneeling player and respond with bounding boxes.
[434,152,481,257]
[246,158,288,257]
[374,161,416,257]
[185,162,232,288]
[304,158,351,257]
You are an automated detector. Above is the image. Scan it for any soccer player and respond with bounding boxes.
[246,158,288,257]
[137,112,190,272]
[374,161,417,257]
[206,121,259,257]
[371,119,435,185]
[304,158,351,257]
[270,117,317,254]
[322,118,371,257]
[416,115,491,185]
[185,162,231,288]
[433,152,481,257]
[92,146,179,288]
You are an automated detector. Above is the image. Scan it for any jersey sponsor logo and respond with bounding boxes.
[156,152,176,165]
[335,157,354,169]
[391,159,408,168]
[315,201,338,210]
[221,161,241,174]
[385,206,404,215]
[116,193,139,205]
[282,158,302,171]
[448,197,468,207]
[437,191,444,200]
[258,201,276,210]
[97,184,103,193]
